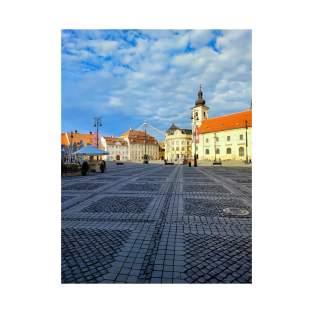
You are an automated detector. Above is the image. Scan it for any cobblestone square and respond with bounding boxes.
[81,196,153,214]
[62,163,252,283]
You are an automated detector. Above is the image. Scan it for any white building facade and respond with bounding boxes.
[192,86,252,162]
[196,125,252,161]
[102,136,129,161]
[120,130,159,161]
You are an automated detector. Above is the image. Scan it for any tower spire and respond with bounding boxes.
[195,84,205,106]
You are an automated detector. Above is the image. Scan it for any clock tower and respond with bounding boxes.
[192,85,209,127]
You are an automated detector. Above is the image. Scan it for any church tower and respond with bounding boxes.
[192,85,209,127]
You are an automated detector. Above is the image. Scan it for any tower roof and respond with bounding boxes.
[195,85,206,106]
[167,123,180,132]
[166,123,191,135]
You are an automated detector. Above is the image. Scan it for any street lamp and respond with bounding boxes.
[191,114,199,167]
[93,117,102,161]
[214,132,217,162]
[93,117,102,149]
[245,119,249,163]
[69,131,74,162]
[143,122,149,164]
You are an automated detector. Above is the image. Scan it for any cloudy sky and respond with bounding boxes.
[62,29,251,138]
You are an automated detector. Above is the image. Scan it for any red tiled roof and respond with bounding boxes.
[61,133,69,146]
[198,110,252,134]
[120,129,158,144]
[103,136,128,146]
[61,132,95,146]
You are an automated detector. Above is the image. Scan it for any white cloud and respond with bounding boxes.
[108,96,122,107]
[62,30,251,131]
[152,33,189,52]
[84,40,118,55]
[189,30,214,48]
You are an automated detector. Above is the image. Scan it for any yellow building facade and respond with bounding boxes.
[165,123,192,162]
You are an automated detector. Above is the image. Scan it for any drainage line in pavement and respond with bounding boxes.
[137,168,178,283]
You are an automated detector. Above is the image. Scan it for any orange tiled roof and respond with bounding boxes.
[103,136,128,146]
[61,132,95,146]
[198,110,252,134]
[120,129,158,144]
[61,133,70,146]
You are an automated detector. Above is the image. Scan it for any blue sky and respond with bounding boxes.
[62,30,251,138]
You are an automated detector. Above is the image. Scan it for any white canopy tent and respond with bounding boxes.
[73,146,110,156]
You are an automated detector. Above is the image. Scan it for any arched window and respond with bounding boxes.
[226,148,232,154]
[239,147,245,156]
[205,149,209,155]
[216,148,220,154]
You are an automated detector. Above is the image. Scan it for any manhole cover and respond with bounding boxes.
[222,207,250,216]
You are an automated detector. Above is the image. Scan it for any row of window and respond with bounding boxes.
[109,145,128,149]
[205,147,245,156]
[111,151,127,155]
[132,152,158,154]
[167,140,192,146]
[132,149,158,152]
[170,146,192,151]
[205,134,245,143]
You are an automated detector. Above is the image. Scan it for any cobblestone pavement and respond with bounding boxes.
[61,163,252,283]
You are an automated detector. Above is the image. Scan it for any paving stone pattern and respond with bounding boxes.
[184,198,251,218]
[184,234,251,283]
[183,184,230,193]
[81,196,152,214]
[120,183,161,192]
[62,182,104,191]
[62,162,252,283]
[62,228,130,283]
[61,195,76,203]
